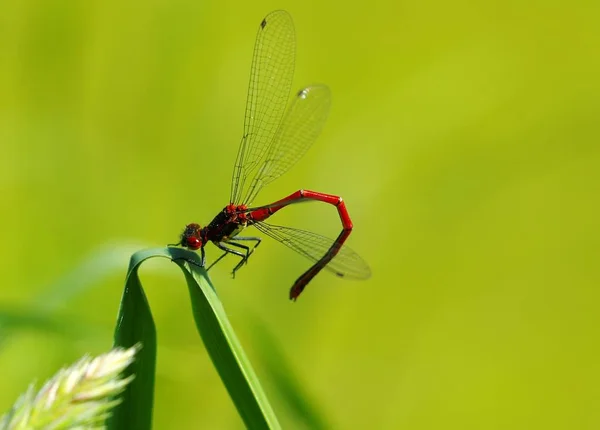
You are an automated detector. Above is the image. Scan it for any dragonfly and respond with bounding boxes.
[171,10,371,300]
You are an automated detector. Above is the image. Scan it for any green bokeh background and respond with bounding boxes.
[1,0,599,428]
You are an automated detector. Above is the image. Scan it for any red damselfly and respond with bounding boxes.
[171,10,371,300]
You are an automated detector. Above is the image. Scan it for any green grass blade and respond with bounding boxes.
[107,249,159,430]
[173,258,281,429]
[108,247,280,430]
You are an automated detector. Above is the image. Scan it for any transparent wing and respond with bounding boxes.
[253,222,371,280]
[231,10,296,205]
[242,85,331,205]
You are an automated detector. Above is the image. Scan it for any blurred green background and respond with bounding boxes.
[1,0,599,428]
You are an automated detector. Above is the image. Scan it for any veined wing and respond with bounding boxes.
[231,10,296,205]
[253,222,371,280]
[241,85,331,205]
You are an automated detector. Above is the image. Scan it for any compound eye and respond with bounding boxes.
[185,237,202,250]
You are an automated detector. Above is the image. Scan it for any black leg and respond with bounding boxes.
[225,241,253,277]
[231,236,261,261]
[205,237,262,277]
[206,251,227,271]
[213,242,246,278]
[231,236,262,248]
[228,237,262,275]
